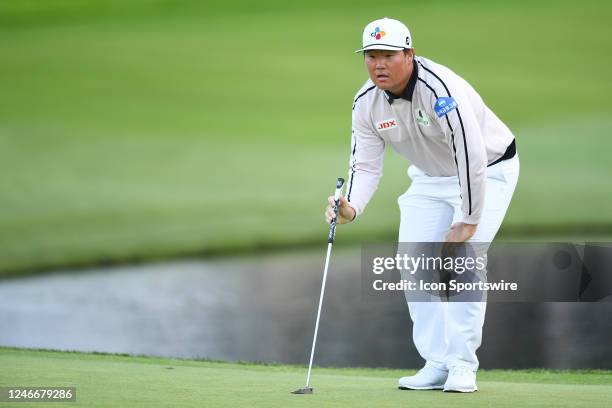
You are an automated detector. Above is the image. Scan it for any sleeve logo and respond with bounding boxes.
[434,96,457,117]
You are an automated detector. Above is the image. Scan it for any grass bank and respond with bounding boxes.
[1,0,611,275]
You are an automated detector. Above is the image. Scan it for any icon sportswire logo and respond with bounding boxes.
[370,27,386,40]
[376,118,397,131]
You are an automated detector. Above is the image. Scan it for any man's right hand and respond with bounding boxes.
[324,195,356,224]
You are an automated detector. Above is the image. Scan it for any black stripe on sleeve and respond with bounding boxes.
[348,84,375,202]
[417,77,462,198]
[418,61,472,215]
[347,133,357,201]
[352,85,376,110]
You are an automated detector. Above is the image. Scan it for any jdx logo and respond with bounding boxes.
[376,118,397,131]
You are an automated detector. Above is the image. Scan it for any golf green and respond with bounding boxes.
[1,347,610,407]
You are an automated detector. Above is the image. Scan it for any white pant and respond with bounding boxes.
[398,155,519,371]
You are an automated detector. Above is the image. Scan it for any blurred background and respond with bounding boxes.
[0,0,611,369]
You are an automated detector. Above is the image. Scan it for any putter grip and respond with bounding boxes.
[328,178,345,244]
[334,178,345,200]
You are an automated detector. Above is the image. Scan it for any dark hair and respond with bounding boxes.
[363,48,412,55]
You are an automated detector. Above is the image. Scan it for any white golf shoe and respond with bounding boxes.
[398,365,448,390]
[443,365,478,393]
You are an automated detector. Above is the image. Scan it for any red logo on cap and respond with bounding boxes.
[370,27,386,40]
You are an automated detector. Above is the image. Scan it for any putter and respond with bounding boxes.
[292,177,345,395]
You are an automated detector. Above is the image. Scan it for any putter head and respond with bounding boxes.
[291,387,313,394]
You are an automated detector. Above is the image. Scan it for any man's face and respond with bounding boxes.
[364,49,413,95]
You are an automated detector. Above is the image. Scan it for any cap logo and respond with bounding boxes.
[370,26,386,40]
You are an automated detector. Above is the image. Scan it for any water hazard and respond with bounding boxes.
[0,248,610,369]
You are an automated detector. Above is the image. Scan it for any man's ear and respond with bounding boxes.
[404,48,413,62]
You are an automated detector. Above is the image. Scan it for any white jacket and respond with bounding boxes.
[347,56,516,224]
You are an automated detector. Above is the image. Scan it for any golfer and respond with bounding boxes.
[325,17,519,392]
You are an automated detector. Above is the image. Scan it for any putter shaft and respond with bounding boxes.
[294,178,344,393]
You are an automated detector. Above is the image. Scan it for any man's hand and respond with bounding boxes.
[325,195,356,224]
[441,222,478,261]
[445,222,478,242]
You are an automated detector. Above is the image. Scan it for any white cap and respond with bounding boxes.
[355,17,412,53]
